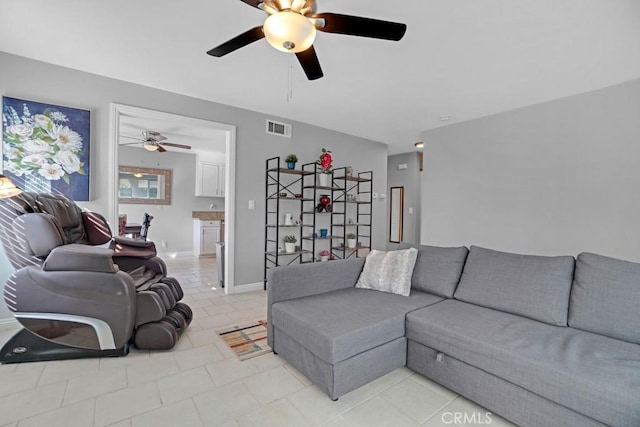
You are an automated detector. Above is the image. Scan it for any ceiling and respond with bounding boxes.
[1,0,639,155]
[119,113,227,155]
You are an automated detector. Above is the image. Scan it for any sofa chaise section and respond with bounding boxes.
[268,257,445,399]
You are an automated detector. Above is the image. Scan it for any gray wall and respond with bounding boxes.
[421,78,640,262]
[387,152,421,247]
[118,146,223,252]
[0,51,388,311]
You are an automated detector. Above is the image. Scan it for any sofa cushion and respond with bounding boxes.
[569,252,640,345]
[271,287,442,364]
[355,248,418,296]
[406,300,640,427]
[400,243,468,297]
[454,246,575,325]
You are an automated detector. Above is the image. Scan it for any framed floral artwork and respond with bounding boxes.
[2,96,90,200]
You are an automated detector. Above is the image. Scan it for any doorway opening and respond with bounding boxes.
[109,104,237,294]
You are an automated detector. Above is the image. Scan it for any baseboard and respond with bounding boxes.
[232,282,265,293]
[157,251,196,258]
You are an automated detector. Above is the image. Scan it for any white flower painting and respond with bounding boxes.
[2,96,90,200]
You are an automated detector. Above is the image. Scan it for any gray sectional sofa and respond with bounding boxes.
[267,245,640,427]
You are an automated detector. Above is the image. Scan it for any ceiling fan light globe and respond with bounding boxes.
[143,143,159,152]
[263,11,316,53]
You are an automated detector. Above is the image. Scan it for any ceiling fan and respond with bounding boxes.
[207,0,407,80]
[120,131,192,153]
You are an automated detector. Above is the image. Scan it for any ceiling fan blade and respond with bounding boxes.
[160,142,192,150]
[313,13,407,41]
[120,135,140,140]
[207,26,265,57]
[120,141,142,146]
[296,45,323,80]
[157,145,167,153]
[238,0,263,10]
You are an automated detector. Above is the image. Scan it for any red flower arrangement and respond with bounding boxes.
[317,148,333,174]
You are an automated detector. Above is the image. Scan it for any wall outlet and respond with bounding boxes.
[161,240,168,248]
[248,200,255,210]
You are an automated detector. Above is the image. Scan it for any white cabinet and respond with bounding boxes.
[193,220,221,258]
[196,162,225,197]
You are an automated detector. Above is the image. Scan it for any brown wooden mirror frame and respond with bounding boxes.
[118,166,172,205]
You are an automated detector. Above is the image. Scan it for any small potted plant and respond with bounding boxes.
[283,235,297,253]
[285,154,298,169]
[346,233,357,248]
[318,249,330,262]
[316,148,333,187]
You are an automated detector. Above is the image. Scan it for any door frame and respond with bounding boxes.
[109,103,237,294]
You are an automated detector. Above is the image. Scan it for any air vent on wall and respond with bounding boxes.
[266,120,292,138]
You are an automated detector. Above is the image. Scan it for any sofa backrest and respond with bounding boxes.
[454,246,575,326]
[400,244,468,298]
[569,252,640,344]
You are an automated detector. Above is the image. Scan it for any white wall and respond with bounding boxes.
[118,146,223,252]
[0,51,388,308]
[421,78,640,262]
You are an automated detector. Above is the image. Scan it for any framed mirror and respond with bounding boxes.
[389,186,404,243]
[118,166,172,205]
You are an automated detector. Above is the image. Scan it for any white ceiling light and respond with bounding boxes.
[263,11,316,53]
[414,141,424,149]
[143,142,159,151]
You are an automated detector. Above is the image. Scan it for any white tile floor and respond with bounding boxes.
[0,255,515,427]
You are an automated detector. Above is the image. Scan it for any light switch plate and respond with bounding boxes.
[248,200,255,210]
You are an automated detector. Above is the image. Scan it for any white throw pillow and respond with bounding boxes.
[355,248,418,296]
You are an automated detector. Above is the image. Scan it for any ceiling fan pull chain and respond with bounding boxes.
[287,54,294,102]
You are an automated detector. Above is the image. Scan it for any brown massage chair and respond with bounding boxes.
[0,192,192,363]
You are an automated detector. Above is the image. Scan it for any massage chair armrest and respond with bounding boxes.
[110,237,157,259]
[112,256,167,278]
[43,244,119,273]
[112,236,155,248]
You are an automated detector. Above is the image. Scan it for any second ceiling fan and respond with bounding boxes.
[207,0,407,80]
[121,131,192,153]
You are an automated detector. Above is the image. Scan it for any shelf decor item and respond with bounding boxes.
[347,233,357,248]
[316,148,333,187]
[320,228,328,238]
[285,153,298,169]
[284,213,294,225]
[283,234,297,253]
[319,250,330,262]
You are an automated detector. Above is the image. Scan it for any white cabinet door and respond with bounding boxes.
[197,162,218,197]
[194,220,221,257]
[201,226,219,255]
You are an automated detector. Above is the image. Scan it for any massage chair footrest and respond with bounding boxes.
[133,305,192,350]
[0,328,129,364]
[133,320,182,350]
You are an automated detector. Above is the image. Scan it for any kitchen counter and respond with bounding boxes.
[192,211,224,221]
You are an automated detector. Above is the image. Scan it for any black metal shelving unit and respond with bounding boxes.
[331,169,373,259]
[264,158,373,288]
[264,157,313,289]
